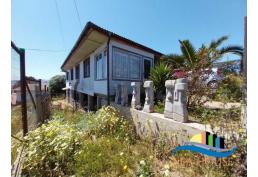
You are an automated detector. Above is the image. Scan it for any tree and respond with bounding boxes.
[149,63,172,101]
[48,75,65,96]
[161,36,243,108]
[162,36,243,71]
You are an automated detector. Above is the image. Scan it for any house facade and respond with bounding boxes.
[61,22,163,110]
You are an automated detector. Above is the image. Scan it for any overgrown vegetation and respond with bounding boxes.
[215,74,243,102]
[12,106,246,176]
[161,36,243,109]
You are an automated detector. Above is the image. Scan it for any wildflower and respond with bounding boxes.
[120,152,124,156]
[140,160,146,166]
[149,155,154,160]
[123,165,128,171]
[232,154,237,158]
[164,164,170,169]
[164,169,170,176]
[239,128,244,133]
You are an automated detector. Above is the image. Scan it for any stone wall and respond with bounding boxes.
[111,103,214,144]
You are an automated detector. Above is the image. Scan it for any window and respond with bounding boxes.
[112,48,142,80]
[75,64,80,80]
[144,59,151,79]
[129,54,141,79]
[70,68,74,80]
[113,49,128,79]
[95,53,106,80]
[66,71,69,80]
[83,58,90,78]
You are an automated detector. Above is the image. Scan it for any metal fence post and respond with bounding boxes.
[20,48,28,136]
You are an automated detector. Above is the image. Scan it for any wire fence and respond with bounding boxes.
[11,41,51,136]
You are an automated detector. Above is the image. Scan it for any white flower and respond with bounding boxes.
[164,164,170,169]
[140,160,146,166]
[164,169,170,176]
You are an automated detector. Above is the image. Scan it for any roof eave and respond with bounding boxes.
[61,22,164,71]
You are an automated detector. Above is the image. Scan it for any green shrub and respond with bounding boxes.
[87,106,136,142]
[48,75,65,96]
[149,63,172,101]
[154,101,165,114]
[189,106,241,125]
[215,74,243,102]
[22,119,81,176]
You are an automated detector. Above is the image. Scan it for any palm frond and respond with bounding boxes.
[219,45,244,56]
[209,36,228,49]
[179,40,197,65]
[161,54,185,68]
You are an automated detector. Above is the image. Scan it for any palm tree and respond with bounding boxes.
[162,36,243,71]
[149,62,171,101]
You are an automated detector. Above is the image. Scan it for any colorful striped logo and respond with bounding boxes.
[172,131,237,158]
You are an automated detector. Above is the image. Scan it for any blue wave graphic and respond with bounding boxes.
[172,143,238,158]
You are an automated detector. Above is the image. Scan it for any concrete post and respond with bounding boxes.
[143,81,154,113]
[172,78,188,122]
[164,80,176,119]
[115,84,121,104]
[131,82,141,109]
[121,82,128,106]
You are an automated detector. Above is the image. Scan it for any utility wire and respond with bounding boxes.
[54,0,66,50]
[24,48,69,53]
[73,0,82,30]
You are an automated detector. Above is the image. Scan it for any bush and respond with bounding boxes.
[215,74,243,102]
[22,119,81,176]
[48,75,65,96]
[149,63,172,101]
[87,106,136,142]
[154,101,165,114]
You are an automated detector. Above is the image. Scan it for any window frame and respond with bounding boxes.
[70,68,74,80]
[143,58,153,79]
[112,47,153,81]
[75,64,80,80]
[95,52,107,80]
[66,71,69,80]
[83,58,90,78]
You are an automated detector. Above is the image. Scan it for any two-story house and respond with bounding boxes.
[61,22,163,110]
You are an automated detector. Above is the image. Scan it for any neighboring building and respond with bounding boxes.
[61,22,163,110]
[11,79,48,106]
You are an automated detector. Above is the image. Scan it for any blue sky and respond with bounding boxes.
[11,0,246,80]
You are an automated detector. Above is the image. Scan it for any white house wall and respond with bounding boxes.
[66,42,107,96]
[65,39,155,97]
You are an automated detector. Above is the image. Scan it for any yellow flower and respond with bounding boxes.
[123,165,128,171]
[232,154,237,158]
[149,155,154,160]
[239,128,244,133]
